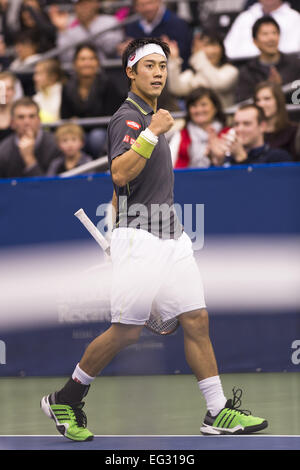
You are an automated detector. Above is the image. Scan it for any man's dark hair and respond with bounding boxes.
[252,15,280,39]
[237,103,267,124]
[122,37,170,87]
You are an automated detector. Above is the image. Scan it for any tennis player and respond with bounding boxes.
[41,38,268,441]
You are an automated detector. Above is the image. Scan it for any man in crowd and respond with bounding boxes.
[208,104,292,165]
[224,0,300,59]
[235,16,300,102]
[50,0,124,65]
[119,0,193,69]
[0,97,62,178]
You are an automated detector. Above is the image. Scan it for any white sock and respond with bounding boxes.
[72,363,95,385]
[198,375,227,417]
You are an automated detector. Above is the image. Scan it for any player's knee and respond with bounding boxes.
[114,324,142,347]
[180,308,209,338]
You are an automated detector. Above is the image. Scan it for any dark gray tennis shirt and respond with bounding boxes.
[107,91,182,239]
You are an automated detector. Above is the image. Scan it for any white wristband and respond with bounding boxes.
[141,127,159,145]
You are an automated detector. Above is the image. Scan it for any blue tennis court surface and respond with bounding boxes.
[0,435,299,450]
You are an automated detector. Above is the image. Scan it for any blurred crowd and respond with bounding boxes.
[0,0,299,178]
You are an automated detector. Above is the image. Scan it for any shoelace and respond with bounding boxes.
[228,387,251,416]
[70,402,88,428]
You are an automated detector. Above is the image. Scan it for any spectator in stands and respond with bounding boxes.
[169,87,227,169]
[33,59,65,123]
[118,0,193,69]
[244,0,300,13]
[50,0,124,66]
[0,71,17,141]
[47,123,92,175]
[1,0,56,52]
[207,103,292,166]
[254,81,300,161]
[9,29,41,72]
[166,32,239,108]
[224,0,300,60]
[235,16,300,102]
[0,97,62,178]
[60,43,122,158]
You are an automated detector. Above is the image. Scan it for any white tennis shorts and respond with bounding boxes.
[110,228,206,325]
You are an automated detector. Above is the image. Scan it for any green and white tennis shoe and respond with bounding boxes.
[200,388,268,435]
[41,393,94,441]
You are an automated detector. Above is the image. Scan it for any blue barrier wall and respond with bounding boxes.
[0,163,299,376]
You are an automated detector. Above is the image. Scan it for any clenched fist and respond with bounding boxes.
[148,109,174,136]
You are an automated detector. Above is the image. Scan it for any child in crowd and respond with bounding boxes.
[47,123,92,176]
[33,59,65,123]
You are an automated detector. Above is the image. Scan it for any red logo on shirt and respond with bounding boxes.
[126,120,141,130]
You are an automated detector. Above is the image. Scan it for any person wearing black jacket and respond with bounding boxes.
[235,16,300,103]
[60,43,123,158]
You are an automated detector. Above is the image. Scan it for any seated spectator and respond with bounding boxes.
[47,123,92,175]
[235,16,300,102]
[50,0,124,66]
[207,103,292,166]
[169,87,228,169]
[254,81,300,161]
[119,0,193,69]
[0,97,62,178]
[33,59,65,123]
[1,0,56,52]
[0,71,17,141]
[9,29,41,72]
[224,0,300,60]
[60,43,122,158]
[166,32,239,108]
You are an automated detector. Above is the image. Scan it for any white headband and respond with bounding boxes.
[127,44,166,67]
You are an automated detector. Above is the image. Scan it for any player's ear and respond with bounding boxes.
[126,66,136,81]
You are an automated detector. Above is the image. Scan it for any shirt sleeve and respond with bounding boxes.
[107,109,145,164]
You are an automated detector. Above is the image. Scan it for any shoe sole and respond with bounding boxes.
[40,395,94,442]
[200,420,268,435]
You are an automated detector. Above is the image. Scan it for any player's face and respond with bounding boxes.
[254,24,280,55]
[128,53,167,102]
[255,87,277,119]
[233,108,264,149]
[188,96,217,128]
[11,105,40,137]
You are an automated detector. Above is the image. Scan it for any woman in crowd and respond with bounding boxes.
[254,81,299,161]
[60,43,123,158]
[33,58,65,123]
[2,0,56,52]
[169,87,228,168]
[166,32,239,108]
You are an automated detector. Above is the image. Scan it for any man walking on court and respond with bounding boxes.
[41,38,268,441]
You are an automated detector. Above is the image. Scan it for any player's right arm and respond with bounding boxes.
[110,109,174,188]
